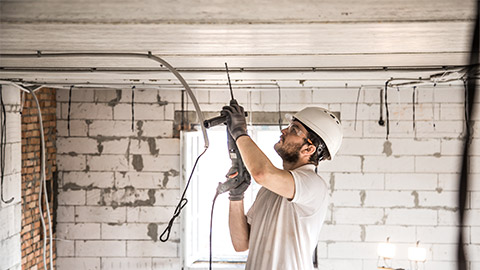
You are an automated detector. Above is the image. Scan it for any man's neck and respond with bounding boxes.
[283,160,311,171]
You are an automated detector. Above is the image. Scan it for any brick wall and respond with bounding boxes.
[0,85,22,270]
[55,82,479,270]
[21,88,57,269]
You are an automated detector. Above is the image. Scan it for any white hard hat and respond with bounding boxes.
[287,107,343,159]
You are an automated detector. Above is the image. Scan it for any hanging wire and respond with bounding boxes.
[432,83,437,129]
[396,87,401,126]
[131,86,135,131]
[412,86,417,131]
[67,85,73,136]
[160,148,208,242]
[378,87,385,126]
[0,85,14,204]
[463,79,470,133]
[20,90,25,115]
[384,81,391,140]
[354,86,362,131]
[276,82,282,130]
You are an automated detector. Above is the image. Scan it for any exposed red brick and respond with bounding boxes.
[21,88,57,270]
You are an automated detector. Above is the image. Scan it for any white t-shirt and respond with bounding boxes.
[245,164,329,270]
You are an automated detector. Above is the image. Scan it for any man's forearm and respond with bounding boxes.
[229,200,249,252]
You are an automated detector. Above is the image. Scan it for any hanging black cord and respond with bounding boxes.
[384,81,390,140]
[0,85,14,204]
[67,85,73,136]
[131,86,135,131]
[160,148,208,242]
[463,79,469,132]
[412,86,417,131]
[209,191,220,270]
[458,1,479,269]
[378,88,385,126]
[277,83,282,130]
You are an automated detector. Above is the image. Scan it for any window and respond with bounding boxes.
[182,125,283,269]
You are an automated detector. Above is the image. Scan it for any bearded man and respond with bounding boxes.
[222,104,343,270]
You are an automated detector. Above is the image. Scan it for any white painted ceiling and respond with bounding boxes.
[0,0,477,88]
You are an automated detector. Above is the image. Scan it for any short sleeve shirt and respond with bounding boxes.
[245,164,329,270]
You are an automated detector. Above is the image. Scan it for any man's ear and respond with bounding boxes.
[301,144,316,156]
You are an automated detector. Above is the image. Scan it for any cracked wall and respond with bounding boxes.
[54,85,480,270]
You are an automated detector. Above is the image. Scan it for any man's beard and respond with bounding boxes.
[274,139,303,164]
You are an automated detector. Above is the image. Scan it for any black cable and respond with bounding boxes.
[0,85,14,204]
[131,86,135,131]
[67,85,73,136]
[159,148,208,242]
[458,1,479,269]
[209,191,220,270]
[412,86,417,131]
[277,83,282,130]
[384,81,390,140]
[463,79,469,132]
[378,88,385,126]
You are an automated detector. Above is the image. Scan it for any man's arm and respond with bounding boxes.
[236,136,295,199]
[229,200,250,252]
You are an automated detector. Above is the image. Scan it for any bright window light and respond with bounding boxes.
[182,125,283,268]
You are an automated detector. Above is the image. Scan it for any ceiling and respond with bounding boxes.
[0,0,477,88]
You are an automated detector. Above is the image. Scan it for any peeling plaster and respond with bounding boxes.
[108,90,122,107]
[329,173,335,193]
[360,190,366,207]
[136,120,144,137]
[147,223,158,241]
[132,155,144,172]
[63,182,94,191]
[411,190,419,207]
[147,137,159,155]
[162,169,179,188]
[156,94,168,106]
[382,141,392,157]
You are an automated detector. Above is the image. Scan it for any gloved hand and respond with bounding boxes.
[228,175,251,201]
[222,101,248,141]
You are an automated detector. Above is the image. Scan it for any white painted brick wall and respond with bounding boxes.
[76,240,126,257]
[101,258,152,270]
[0,86,22,270]
[54,85,479,270]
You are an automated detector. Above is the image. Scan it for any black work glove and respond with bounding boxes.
[227,168,251,201]
[222,101,248,141]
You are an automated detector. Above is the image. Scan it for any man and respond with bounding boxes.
[222,104,343,270]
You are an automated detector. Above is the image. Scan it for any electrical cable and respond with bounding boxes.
[412,86,417,131]
[384,81,390,140]
[432,83,437,129]
[277,83,282,130]
[463,79,469,132]
[378,87,385,126]
[209,191,220,270]
[457,1,478,268]
[0,85,14,204]
[159,148,208,242]
[67,85,73,136]
[131,85,135,131]
[29,88,54,270]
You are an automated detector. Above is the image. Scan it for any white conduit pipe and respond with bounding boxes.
[29,88,54,270]
[0,52,209,148]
